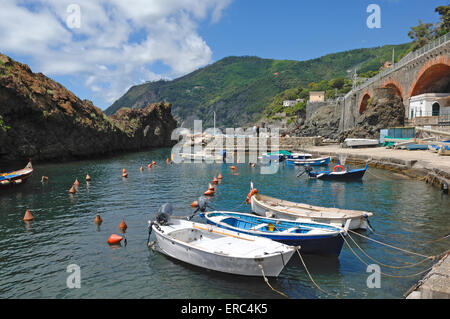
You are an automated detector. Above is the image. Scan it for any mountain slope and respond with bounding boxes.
[105,43,412,127]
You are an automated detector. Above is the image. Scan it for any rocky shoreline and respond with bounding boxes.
[0,53,177,163]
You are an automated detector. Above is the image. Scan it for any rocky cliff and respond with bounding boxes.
[0,53,177,162]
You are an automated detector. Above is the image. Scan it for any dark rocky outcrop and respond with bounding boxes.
[338,88,404,142]
[0,53,177,162]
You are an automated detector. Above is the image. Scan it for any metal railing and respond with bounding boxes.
[354,32,449,92]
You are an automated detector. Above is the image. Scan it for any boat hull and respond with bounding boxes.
[0,163,33,188]
[309,169,366,181]
[286,157,331,166]
[250,195,370,230]
[153,221,294,277]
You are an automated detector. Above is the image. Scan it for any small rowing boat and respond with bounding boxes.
[285,156,331,166]
[249,190,373,230]
[200,211,348,257]
[147,204,295,277]
[0,160,33,188]
[301,163,368,181]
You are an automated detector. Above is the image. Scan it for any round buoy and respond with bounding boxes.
[23,210,34,222]
[107,234,123,245]
[213,177,219,185]
[218,173,223,179]
[94,214,103,225]
[190,201,199,208]
[122,169,128,178]
[119,219,128,231]
[74,179,80,187]
[152,161,156,166]
[86,174,91,182]
[69,186,77,194]
[230,166,237,171]
[204,190,215,196]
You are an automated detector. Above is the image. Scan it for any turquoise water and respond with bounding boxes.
[0,148,449,299]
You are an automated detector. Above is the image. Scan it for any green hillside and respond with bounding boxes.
[105,43,412,127]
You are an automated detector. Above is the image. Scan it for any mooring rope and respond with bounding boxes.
[340,234,436,278]
[258,264,289,298]
[346,233,434,269]
[295,247,340,299]
[348,229,433,259]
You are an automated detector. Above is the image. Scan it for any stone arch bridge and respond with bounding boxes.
[340,33,450,132]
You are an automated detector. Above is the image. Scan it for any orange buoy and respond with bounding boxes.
[230,166,237,171]
[208,183,215,191]
[41,176,49,182]
[119,219,128,231]
[152,161,156,165]
[218,173,223,179]
[147,163,152,169]
[74,179,80,187]
[204,190,215,196]
[166,158,170,164]
[69,186,77,194]
[94,214,103,225]
[190,201,199,208]
[213,177,219,185]
[23,210,34,222]
[122,169,128,178]
[86,174,91,181]
[140,166,144,172]
[107,234,123,245]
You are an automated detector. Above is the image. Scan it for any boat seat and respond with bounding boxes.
[250,223,269,230]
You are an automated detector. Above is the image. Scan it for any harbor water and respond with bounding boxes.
[0,148,449,299]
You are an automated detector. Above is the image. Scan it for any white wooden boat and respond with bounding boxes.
[149,217,295,277]
[250,192,373,230]
[343,138,379,148]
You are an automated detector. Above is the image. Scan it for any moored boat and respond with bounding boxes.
[302,163,368,181]
[200,211,348,257]
[0,160,33,188]
[285,156,331,166]
[249,191,373,230]
[147,204,295,277]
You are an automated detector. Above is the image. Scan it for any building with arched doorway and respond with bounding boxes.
[408,93,450,127]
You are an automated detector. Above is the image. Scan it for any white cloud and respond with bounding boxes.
[0,0,233,106]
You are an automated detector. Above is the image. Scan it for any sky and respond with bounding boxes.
[0,0,447,110]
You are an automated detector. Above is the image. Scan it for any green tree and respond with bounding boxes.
[435,5,450,36]
[408,20,435,51]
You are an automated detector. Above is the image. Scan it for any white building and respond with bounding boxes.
[408,93,450,119]
[283,99,303,107]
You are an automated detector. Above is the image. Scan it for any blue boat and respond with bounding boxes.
[286,156,331,166]
[301,163,369,181]
[260,150,292,162]
[199,211,348,257]
[406,144,429,150]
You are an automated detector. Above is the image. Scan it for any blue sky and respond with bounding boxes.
[0,0,446,110]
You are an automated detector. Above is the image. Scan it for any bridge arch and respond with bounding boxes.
[409,56,450,97]
[358,92,371,114]
[382,79,405,101]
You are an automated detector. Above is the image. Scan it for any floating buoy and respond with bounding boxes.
[166,158,170,164]
[147,163,152,169]
[204,190,215,196]
[213,177,219,185]
[245,188,258,204]
[74,179,80,187]
[94,214,103,225]
[69,186,77,194]
[86,174,91,181]
[23,210,34,222]
[152,161,156,166]
[41,176,48,182]
[230,166,237,171]
[119,219,128,231]
[140,166,144,172]
[218,173,223,180]
[208,183,215,191]
[107,234,123,245]
[251,163,256,168]
[122,169,128,178]
[190,201,199,208]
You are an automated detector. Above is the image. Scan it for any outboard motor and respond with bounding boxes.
[188,197,212,220]
[147,203,173,245]
[297,165,313,177]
